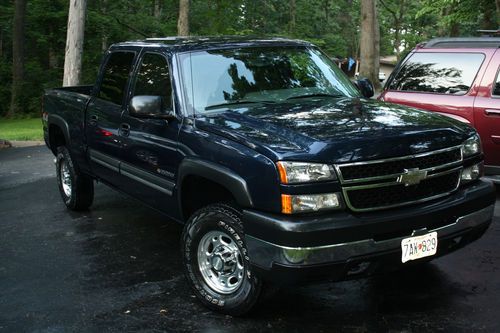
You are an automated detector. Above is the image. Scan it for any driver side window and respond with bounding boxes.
[134,53,172,108]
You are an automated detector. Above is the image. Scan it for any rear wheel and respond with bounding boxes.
[182,204,262,316]
[56,146,94,211]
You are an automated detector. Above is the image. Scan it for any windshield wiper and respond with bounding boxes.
[205,100,276,110]
[286,93,343,100]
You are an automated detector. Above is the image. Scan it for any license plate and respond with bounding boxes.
[401,232,438,263]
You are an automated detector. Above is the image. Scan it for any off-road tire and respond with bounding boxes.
[182,203,262,316]
[56,146,94,211]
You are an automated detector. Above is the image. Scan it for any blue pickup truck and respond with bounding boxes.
[43,37,495,315]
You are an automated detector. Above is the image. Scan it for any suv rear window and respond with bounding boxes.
[389,53,484,95]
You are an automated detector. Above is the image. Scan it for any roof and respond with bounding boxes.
[422,37,500,49]
[111,36,313,52]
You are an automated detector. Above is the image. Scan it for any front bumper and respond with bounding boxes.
[243,180,495,284]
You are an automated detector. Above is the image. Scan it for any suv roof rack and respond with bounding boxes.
[424,37,500,48]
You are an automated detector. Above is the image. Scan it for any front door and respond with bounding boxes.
[119,51,182,214]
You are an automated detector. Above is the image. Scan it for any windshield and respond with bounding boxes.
[179,46,360,114]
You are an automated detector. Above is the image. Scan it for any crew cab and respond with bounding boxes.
[379,37,500,182]
[43,37,496,315]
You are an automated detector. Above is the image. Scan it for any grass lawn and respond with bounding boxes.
[0,118,43,141]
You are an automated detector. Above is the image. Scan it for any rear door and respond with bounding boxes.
[381,51,487,123]
[473,49,500,172]
[86,50,137,185]
[118,50,182,213]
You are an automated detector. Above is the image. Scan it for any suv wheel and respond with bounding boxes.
[56,146,94,211]
[182,204,262,316]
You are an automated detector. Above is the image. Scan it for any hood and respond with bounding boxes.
[195,97,475,163]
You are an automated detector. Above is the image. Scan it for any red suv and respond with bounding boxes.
[379,37,500,181]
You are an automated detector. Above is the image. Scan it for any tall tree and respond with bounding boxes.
[63,0,87,86]
[154,0,162,19]
[0,29,3,58]
[289,0,296,34]
[379,0,406,60]
[497,0,500,26]
[359,0,380,89]
[177,0,189,36]
[8,0,27,117]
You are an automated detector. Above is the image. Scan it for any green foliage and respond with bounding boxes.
[0,0,497,118]
[0,117,43,140]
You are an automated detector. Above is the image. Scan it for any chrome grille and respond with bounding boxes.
[335,146,463,212]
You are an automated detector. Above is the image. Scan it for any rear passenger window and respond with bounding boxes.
[134,53,172,108]
[493,69,500,96]
[99,52,135,105]
[389,53,484,95]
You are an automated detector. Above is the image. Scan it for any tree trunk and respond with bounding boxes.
[101,0,108,52]
[394,24,401,60]
[49,47,58,69]
[63,0,87,87]
[48,25,58,69]
[0,29,3,58]
[289,0,296,33]
[359,0,380,89]
[323,0,329,25]
[177,0,189,36]
[154,0,162,18]
[373,1,380,89]
[344,0,357,58]
[496,0,500,26]
[449,22,460,37]
[8,0,27,117]
[152,0,162,37]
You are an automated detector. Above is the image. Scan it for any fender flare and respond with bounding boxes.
[177,158,254,214]
[47,114,71,150]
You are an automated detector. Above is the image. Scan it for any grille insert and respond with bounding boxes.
[345,170,460,211]
[335,146,463,212]
[338,147,462,182]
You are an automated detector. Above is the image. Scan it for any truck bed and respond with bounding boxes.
[51,85,94,96]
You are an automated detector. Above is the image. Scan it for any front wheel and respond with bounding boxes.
[182,204,262,316]
[56,146,94,211]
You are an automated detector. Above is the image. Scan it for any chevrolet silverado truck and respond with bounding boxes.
[42,37,496,315]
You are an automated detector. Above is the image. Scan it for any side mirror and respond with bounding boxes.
[354,78,375,98]
[129,95,175,120]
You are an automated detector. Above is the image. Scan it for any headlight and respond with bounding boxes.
[461,162,483,183]
[281,193,341,214]
[276,161,336,184]
[462,135,481,157]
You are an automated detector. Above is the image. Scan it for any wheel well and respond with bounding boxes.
[48,124,66,154]
[181,175,236,221]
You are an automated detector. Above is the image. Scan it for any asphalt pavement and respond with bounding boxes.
[0,146,499,332]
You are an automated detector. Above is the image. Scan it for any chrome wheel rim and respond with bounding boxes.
[60,160,72,197]
[197,230,245,294]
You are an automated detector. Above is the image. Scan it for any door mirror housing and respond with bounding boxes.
[354,78,375,98]
[129,95,176,119]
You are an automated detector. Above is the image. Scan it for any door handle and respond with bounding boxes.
[484,109,500,116]
[120,123,131,137]
[89,114,98,126]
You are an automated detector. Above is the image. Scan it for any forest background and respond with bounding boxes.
[0,0,498,118]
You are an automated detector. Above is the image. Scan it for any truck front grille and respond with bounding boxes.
[335,146,463,212]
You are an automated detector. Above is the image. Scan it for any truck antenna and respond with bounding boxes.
[115,18,149,38]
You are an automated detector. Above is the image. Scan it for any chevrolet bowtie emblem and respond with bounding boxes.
[397,168,428,186]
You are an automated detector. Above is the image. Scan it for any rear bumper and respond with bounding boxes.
[243,180,495,284]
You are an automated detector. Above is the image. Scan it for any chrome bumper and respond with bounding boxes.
[246,204,494,269]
